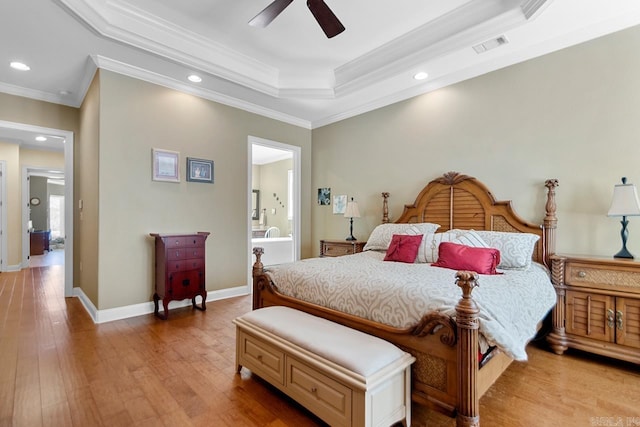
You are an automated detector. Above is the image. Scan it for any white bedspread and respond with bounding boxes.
[266,251,556,361]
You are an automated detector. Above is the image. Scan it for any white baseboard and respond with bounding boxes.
[74,284,251,324]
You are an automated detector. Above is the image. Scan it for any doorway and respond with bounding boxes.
[247,136,301,288]
[0,120,74,297]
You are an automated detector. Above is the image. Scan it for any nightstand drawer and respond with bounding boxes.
[566,261,640,292]
[323,244,354,257]
[319,240,366,257]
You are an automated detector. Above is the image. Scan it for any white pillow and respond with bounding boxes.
[421,229,489,263]
[364,223,440,263]
[473,230,540,270]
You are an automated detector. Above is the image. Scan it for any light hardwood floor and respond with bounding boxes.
[1,265,638,427]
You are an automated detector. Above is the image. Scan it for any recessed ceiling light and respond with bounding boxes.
[187,74,202,83]
[10,61,30,71]
[35,136,47,142]
[413,72,429,80]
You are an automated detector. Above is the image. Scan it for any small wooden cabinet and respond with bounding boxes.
[150,232,209,320]
[30,230,50,256]
[319,240,366,257]
[547,254,640,364]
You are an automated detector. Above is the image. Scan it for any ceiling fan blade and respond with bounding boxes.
[306,0,345,38]
[249,0,294,28]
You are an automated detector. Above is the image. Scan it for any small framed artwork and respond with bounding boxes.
[333,194,347,214]
[152,148,180,182]
[187,157,214,183]
[318,188,331,205]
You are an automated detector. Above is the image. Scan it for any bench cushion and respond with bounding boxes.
[238,306,407,377]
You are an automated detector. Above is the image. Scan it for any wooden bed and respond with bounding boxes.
[251,171,559,427]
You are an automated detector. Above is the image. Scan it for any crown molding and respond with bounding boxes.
[91,55,312,129]
[56,0,281,95]
[54,0,552,100]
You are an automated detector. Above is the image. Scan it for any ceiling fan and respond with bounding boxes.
[249,0,345,38]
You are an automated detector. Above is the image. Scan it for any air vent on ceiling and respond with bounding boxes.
[473,35,509,54]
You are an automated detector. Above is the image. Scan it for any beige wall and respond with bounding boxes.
[95,70,311,309]
[0,142,20,266]
[77,72,101,305]
[312,25,640,258]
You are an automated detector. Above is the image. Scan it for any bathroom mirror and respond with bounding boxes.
[252,190,260,220]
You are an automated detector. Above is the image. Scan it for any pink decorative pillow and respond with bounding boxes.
[384,234,424,263]
[431,242,501,275]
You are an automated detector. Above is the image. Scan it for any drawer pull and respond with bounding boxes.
[607,309,615,329]
[617,310,624,330]
[257,354,263,362]
[182,279,190,287]
[577,271,586,278]
[310,386,317,393]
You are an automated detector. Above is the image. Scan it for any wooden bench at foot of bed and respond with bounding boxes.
[234,306,416,427]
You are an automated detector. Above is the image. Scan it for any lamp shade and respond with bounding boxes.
[608,179,640,217]
[344,199,361,218]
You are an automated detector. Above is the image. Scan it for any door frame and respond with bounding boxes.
[0,120,74,297]
[247,136,301,290]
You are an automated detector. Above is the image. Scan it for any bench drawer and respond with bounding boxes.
[287,357,352,427]
[237,330,285,386]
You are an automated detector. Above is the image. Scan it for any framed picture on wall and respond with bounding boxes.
[318,188,331,205]
[333,194,347,214]
[152,148,180,182]
[187,157,214,183]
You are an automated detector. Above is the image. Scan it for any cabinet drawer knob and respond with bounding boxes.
[577,271,586,278]
[310,386,317,393]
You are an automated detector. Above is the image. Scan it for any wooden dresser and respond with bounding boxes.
[30,230,50,256]
[319,239,366,257]
[547,254,640,364]
[150,232,209,320]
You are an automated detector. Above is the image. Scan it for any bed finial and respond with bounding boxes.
[543,179,559,263]
[382,192,390,223]
[252,247,264,276]
[455,270,480,427]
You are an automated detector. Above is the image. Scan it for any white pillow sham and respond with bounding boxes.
[473,230,540,270]
[363,223,440,263]
[422,229,489,263]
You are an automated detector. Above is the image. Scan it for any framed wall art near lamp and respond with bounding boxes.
[187,157,214,183]
[152,148,180,182]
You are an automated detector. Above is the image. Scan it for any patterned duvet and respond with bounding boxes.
[266,250,556,361]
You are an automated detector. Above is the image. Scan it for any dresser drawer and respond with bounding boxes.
[566,261,640,292]
[167,247,205,261]
[165,235,206,249]
[286,357,352,427]
[168,258,205,273]
[237,331,285,386]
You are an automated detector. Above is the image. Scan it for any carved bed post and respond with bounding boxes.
[546,254,569,354]
[382,192,390,223]
[543,179,559,266]
[252,247,264,310]
[455,271,480,427]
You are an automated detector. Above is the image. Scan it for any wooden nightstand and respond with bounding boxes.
[319,240,366,257]
[547,254,640,364]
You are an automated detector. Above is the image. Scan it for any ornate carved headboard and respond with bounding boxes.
[382,172,558,266]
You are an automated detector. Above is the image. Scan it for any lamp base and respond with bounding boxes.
[345,235,356,241]
[614,247,634,259]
